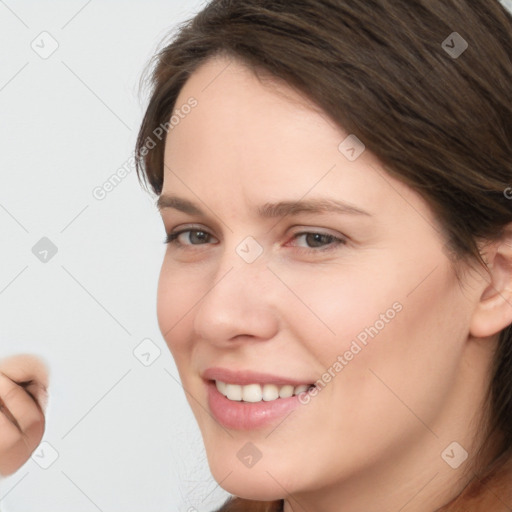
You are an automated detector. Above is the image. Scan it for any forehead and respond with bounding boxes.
[160,55,430,226]
[166,55,339,162]
[166,58,354,181]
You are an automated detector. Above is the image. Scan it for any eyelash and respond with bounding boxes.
[164,227,346,254]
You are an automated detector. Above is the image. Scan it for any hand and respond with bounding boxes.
[0,354,49,477]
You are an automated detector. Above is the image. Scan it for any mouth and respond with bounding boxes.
[212,379,316,403]
[206,378,318,430]
[201,367,319,429]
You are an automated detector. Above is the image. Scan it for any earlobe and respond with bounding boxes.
[469,237,512,339]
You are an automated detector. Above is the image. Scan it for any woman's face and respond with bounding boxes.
[156,54,487,503]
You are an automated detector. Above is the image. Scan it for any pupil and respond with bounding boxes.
[307,233,329,247]
[191,231,208,243]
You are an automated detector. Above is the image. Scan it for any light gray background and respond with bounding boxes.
[2,1,512,511]
[0,1,229,511]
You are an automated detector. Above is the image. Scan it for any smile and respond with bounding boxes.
[215,380,316,403]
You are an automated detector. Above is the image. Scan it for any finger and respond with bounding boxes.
[0,394,21,431]
[0,353,50,388]
[17,380,48,415]
[0,373,45,440]
[0,410,28,477]
[0,354,50,412]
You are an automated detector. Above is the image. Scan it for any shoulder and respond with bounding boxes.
[213,497,283,512]
[440,451,512,511]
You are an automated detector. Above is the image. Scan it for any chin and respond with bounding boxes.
[206,454,299,501]
[215,476,286,502]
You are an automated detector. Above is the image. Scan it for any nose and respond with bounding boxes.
[192,250,280,346]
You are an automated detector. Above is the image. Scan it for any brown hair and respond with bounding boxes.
[134,0,512,510]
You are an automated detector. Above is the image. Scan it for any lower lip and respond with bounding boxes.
[206,380,310,430]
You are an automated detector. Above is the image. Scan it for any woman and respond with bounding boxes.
[134,0,512,510]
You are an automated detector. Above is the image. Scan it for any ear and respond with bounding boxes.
[470,230,512,338]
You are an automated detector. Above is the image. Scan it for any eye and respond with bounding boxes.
[288,231,346,252]
[163,227,346,253]
[164,228,218,246]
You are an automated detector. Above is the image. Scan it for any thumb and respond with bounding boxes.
[0,354,50,412]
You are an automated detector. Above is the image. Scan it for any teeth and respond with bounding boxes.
[278,384,294,398]
[215,380,227,395]
[243,384,262,403]
[225,383,243,401]
[262,384,279,401]
[215,380,314,402]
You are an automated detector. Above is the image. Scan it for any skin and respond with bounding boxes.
[0,354,49,477]
[156,53,512,512]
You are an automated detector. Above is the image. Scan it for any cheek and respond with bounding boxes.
[280,263,399,354]
[156,260,199,354]
[321,262,465,427]
[285,255,463,399]
[287,250,454,354]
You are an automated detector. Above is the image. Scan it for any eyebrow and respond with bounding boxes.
[157,194,371,218]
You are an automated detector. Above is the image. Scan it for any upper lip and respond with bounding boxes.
[202,367,315,387]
